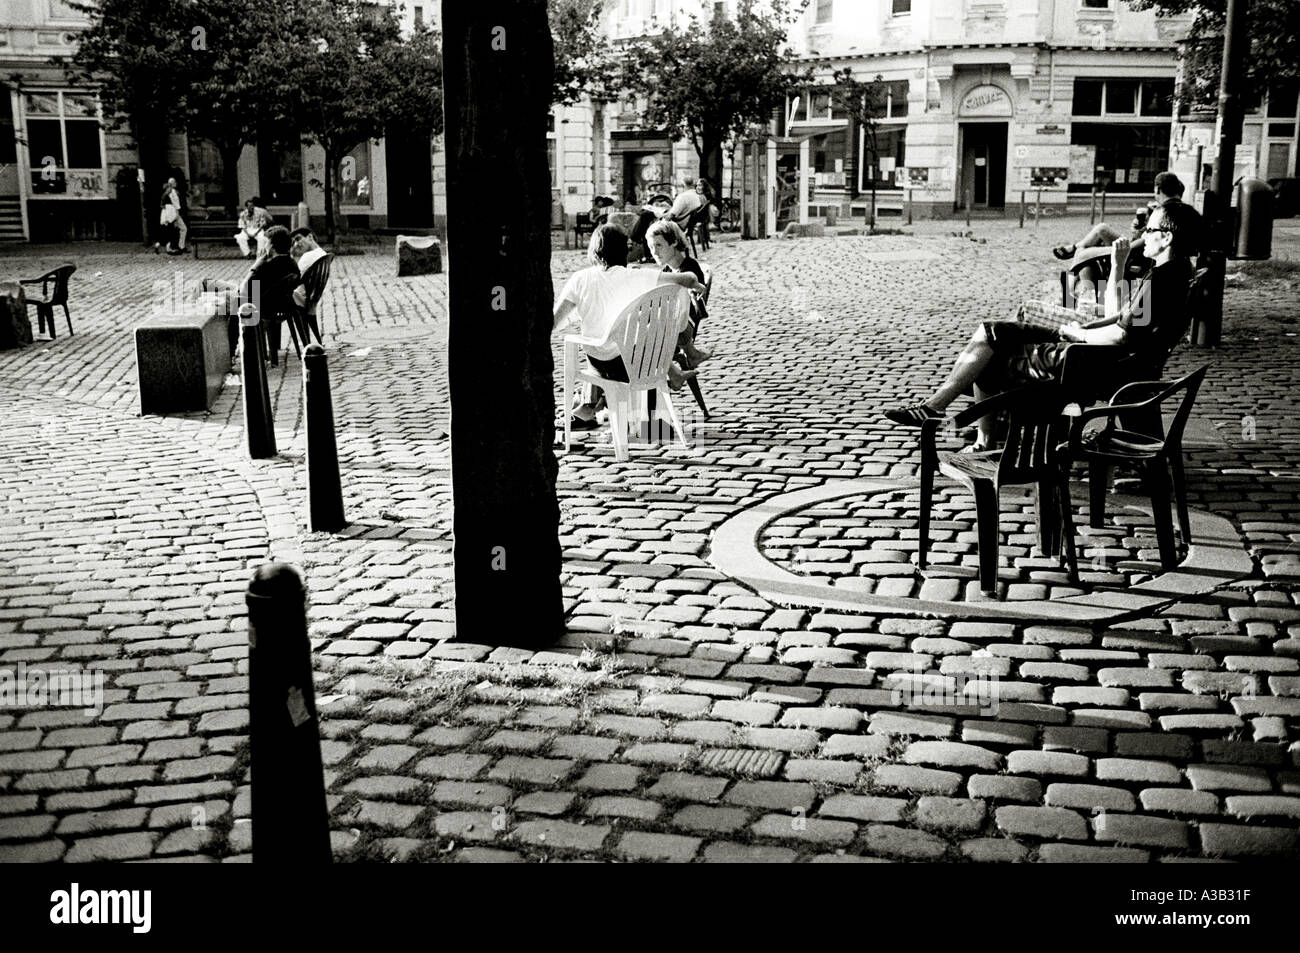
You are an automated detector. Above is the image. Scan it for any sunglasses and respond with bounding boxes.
[1143,226,1172,234]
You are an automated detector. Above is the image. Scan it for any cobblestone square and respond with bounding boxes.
[1,216,1299,862]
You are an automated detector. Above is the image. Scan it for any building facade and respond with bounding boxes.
[567,0,1300,229]
[1,0,444,243]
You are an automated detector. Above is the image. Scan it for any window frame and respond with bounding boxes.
[815,0,833,24]
[339,140,374,210]
[1071,78,1174,120]
[891,0,912,15]
[23,89,108,200]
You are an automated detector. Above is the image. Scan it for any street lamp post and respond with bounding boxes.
[1198,0,1250,347]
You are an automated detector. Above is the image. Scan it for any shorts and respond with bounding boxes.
[980,320,1068,391]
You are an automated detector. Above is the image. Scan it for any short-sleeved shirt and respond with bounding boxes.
[555,265,666,360]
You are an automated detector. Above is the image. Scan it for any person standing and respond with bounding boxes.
[156,177,187,255]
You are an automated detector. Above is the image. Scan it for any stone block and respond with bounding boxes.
[134,307,228,415]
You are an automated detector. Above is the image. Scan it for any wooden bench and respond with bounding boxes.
[135,305,230,414]
[190,214,290,259]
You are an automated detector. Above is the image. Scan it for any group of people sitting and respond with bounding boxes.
[554,218,713,431]
[208,224,328,367]
[884,170,1204,450]
[628,177,715,262]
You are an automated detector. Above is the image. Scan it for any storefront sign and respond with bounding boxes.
[959,84,1012,118]
[908,167,930,186]
[1036,124,1066,136]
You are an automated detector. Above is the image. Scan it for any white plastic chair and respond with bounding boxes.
[563,284,691,462]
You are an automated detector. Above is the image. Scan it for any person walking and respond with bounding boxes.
[156,177,188,255]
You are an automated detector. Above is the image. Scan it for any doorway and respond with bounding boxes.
[959,122,1008,210]
[385,130,434,229]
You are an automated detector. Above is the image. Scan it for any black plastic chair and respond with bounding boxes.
[20,264,75,338]
[919,385,1078,593]
[1060,365,1210,569]
[295,254,333,344]
[681,264,713,420]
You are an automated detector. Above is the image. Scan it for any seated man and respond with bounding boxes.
[629,178,711,261]
[235,197,273,259]
[554,224,704,429]
[885,201,1199,450]
[289,227,328,308]
[1053,171,1187,263]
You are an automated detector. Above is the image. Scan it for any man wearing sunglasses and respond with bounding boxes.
[884,201,1199,448]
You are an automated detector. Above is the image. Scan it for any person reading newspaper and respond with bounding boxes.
[884,201,1198,451]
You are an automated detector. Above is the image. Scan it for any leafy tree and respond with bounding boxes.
[277,0,443,241]
[550,0,618,105]
[183,0,299,217]
[64,0,194,238]
[830,68,888,232]
[621,0,810,188]
[1130,0,1299,107]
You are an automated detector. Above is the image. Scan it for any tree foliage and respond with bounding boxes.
[66,0,442,232]
[1130,0,1300,107]
[550,0,618,105]
[620,0,810,186]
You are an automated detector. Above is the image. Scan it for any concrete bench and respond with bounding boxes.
[135,304,229,415]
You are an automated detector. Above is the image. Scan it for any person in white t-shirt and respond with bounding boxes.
[554,224,703,429]
[289,227,328,308]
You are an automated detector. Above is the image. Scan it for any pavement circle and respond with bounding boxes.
[710,478,1255,624]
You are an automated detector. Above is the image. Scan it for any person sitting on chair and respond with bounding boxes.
[235,198,273,259]
[1052,172,1189,263]
[288,227,327,306]
[884,200,1199,451]
[208,226,300,366]
[554,224,704,430]
[646,219,713,367]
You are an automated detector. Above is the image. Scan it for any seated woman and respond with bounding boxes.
[884,200,1199,450]
[553,224,703,430]
[645,219,712,367]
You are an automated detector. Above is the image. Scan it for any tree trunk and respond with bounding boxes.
[135,118,171,247]
[441,0,563,646]
[219,141,242,219]
[700,134,725,192]
[322,146,335,244]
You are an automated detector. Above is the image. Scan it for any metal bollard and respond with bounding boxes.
[906,187,913,226]
[1090,188,1098,226]
[1019,191,1026,228]
[304,344,346,532]
[240,304,277,459]
[965,185,973,228]
[247,563,331,863]
[1035,188,1042,226]
[1100,190,1107,222]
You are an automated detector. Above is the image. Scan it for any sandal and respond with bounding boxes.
[958,442,994,454]
[568,415,599,431]
[1052,244,1076,261]
[884,404,942,427]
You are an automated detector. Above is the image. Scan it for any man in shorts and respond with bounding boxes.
[884,200,1199,449]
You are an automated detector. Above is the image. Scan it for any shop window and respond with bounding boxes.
[815,0,832,23]
[888,81,909,118]
[1073,80,1103,116]
[187,139,226,209]
[1140,80,1174,117]
[1105,81,1137,115]
[1068,122,1170,193]
[892,0,911,14]
[341,142,372,207]
[861,126,906,191]
[1267,81,1299,119]
[1073,79,1171,118]
[1081,0,1111,8]
[24,90,104,196]
[258,138,303,205]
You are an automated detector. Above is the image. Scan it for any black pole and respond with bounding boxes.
[1200,0,1251,347]
[240,304,277,458]
[247,564,331,863]
[304,344,346,532]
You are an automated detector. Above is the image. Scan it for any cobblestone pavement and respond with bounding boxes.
[0,217,1298,863]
